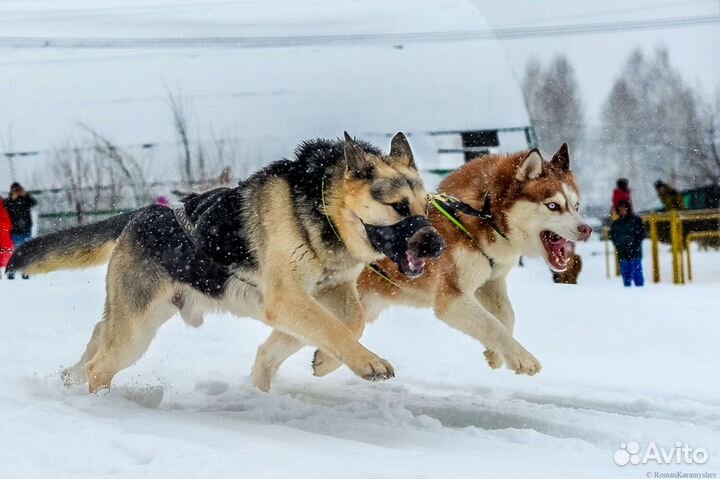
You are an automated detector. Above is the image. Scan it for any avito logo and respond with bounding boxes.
[614,441,709,466]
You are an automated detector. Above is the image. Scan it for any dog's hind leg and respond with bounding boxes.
[85,292,174,394]
[82,248,175,393]
[252,330,303,392]
[61,304,109,387]
[63,287,198,388]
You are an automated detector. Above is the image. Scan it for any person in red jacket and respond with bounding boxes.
[0,196,14,279]
[611,178,632,219]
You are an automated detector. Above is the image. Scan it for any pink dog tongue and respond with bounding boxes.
[549,236,569,266]
[406,253,425,270]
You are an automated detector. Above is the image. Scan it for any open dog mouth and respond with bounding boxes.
[364,216,439,278]
[396,252,426,278]
[540,230,574,271]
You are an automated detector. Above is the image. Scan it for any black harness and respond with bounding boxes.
[173,206,203,251]
[429,194,507,269]
[432,194,507,240]
[171,204,260,288]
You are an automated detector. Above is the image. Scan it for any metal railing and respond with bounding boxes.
[685,231,720,281]
[643,209,720,284]
[603,209,720,284]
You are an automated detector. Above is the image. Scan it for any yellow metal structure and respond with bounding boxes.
[639,208,720,284]
[648,213,660,283]
[603,227,609,279]
[602,226,622,279]
[685,231,720,281]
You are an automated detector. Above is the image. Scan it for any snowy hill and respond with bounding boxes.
[1,240,718,478]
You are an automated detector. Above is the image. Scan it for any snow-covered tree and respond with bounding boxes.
[523,55,584,156]
[600,46,717,209]
[522,55,601,213]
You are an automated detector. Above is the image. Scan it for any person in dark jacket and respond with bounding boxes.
[610,200,645,287]
[5,182,37,279]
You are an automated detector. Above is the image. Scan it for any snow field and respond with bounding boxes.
[0,240,718,478]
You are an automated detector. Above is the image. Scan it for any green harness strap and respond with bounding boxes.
[320,175,343,244]
[428,193,498,268]
[365,263,406,290]
[429,196,473,239]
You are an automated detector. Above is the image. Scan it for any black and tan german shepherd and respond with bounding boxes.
[9,133,445,393]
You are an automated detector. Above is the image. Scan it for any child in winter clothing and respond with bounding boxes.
[0,197,13,278]
[610,200,645,287]
[611,178,632,219]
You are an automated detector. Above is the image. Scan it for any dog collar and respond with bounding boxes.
[320,174,345,248]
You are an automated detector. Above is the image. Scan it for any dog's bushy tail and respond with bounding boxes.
[8,212,135,275]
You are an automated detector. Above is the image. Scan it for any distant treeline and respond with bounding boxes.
[523,45,719,213]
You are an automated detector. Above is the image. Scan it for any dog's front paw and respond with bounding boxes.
[502,343,541,376]
[346,352,395,382]
[312,350,343,377]
[484,349,504,369]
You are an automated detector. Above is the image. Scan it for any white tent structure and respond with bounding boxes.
[0,0,533,192]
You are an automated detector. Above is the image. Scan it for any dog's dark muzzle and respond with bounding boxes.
[364,216,446,278]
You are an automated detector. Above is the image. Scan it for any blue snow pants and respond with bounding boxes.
[619,258,644,287]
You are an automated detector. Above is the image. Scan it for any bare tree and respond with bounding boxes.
[167,91,194,185]
[81,125,149,207]
[53,144,92,224]
[600,46,718,209]
[697,87,720,181]
[522,54,584,154]
[0,126,17,180]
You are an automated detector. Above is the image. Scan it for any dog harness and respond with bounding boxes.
[428,193,504,269]
[170,204,259,288]
[173,205,202,250]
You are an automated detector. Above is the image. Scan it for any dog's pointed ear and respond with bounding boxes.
[516,149,543,181]
[344,131,372,177]
[551,143,571,171]
[388,132,416,169]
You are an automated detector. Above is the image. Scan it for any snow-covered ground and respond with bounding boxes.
[1,239,719,478]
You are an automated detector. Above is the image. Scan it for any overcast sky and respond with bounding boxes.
[473,0,720,122]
